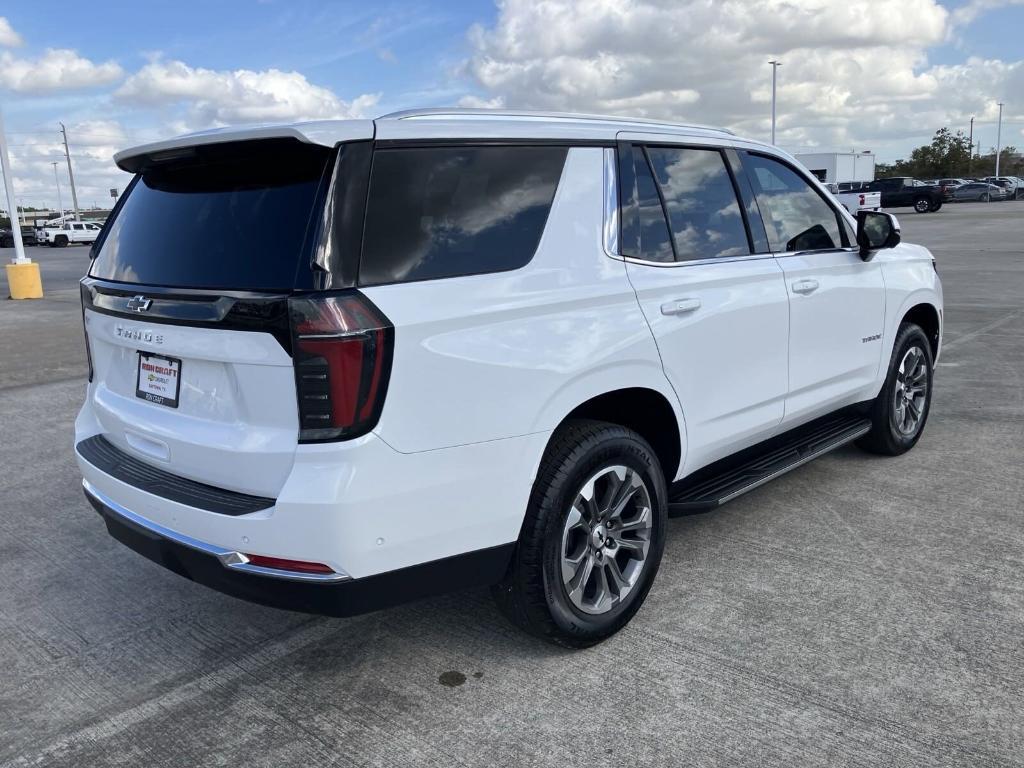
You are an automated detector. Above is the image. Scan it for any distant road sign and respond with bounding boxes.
[110,188,118,199]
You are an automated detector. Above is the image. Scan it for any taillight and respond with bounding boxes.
[859,194,865,206]
[288,291,393,442]
[80,283,94,382]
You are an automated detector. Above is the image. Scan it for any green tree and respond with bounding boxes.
[878,128,977,179]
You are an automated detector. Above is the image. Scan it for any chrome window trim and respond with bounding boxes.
[602,147,620,257]
[82,479,351,583]
[621,252,779,268]
[772,246,861,259]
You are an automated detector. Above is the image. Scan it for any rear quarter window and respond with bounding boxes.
[358,145,567,286]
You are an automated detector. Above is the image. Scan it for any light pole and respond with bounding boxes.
[994,102,1004,178]
[0,108,28,264]
[769,60,782,145]
[51,161,64,219]
[968,116,974,176]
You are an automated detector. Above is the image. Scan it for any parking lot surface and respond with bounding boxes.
[1,203,1022,767]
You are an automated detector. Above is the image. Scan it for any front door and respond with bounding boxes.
[738,151,885,424]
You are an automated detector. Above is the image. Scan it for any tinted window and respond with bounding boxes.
[646,147,750,260]
[90,140,331,290]
[633,147,674,263]
[744,153,843,252]
[359,146,566,286]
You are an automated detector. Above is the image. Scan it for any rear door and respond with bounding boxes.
[82,139,335,497]
[618,137,790,472]
[737,151,885,423]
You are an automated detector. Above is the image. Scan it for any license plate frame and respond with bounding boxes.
[135,351,182,409]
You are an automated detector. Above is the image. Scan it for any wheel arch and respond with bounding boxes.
[548,386,685,483]
[901,301,941,359]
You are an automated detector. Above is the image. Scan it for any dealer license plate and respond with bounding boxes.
[136,352,182,408]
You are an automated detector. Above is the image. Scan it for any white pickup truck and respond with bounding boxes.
[38,221,102,247]
[826,183,882,215]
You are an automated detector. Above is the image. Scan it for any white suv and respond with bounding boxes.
[76,110,942,646]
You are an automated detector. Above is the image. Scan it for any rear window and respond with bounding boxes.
[358,146,567,286]
[89,140,332,290]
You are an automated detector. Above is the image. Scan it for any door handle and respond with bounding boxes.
[791,279,820,295]
[660,298,702,316]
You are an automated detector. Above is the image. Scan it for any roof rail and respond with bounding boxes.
[377,107,734,136]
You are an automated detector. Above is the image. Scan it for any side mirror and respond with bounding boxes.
[856,210,901,261]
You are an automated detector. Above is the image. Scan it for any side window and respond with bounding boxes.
[646,146,750,260]
[743,153,844,252]
[359,146,567,286]
[632,147,674,263]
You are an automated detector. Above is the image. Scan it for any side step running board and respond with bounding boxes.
[668,412,871,515]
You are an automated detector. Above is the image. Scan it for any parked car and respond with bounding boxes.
[953,182,1008,202]
[825,182,882,214]
[0,224,38,247]
[38,220,101,247]
[862,177,944,212]
[75,110,943,647]
[982,177,1020,199]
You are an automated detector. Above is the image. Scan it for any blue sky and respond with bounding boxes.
[1,0,1022,209]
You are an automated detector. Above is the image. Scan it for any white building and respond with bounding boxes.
[793,151,876,183]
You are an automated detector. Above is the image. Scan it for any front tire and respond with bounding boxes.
[492,420,668,648]
[857,323,934,456]
[913,197,930,213]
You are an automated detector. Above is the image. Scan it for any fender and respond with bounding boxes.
[879,245,943,383]
[529,358,690,483]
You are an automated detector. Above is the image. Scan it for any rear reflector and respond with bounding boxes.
[243,553,336,575]
[288,291,393,443]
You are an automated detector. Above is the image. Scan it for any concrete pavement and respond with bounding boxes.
[1,203,1022,767]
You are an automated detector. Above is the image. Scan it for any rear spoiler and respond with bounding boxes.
[114,120,375,173]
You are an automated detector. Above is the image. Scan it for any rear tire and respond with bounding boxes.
[928,200,942,212]
[492,419,668,648]
[55,235,68,247]
[857,323,934,456]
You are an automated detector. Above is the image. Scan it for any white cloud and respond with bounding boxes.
[462,0,1020,158]
[952,0,1024,26]
[0,16,22,47]
[115,59,380,128]
[0,48,123,92]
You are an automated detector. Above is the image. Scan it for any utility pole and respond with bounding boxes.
[994,102,1004,178]
[968,116,974,176]
[59,122,80,221]
[769,60,782,145]
[51,161,64,219]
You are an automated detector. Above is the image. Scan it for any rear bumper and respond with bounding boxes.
[84,479,514,617]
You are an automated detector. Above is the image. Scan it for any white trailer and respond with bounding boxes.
[794,151,876,183]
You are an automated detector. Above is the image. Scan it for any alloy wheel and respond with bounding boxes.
[560,465,653,615]
[893,345,929,436]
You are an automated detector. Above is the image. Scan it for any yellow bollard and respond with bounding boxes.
[5,261,44,299]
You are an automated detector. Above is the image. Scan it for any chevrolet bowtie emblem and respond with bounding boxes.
[126,295,152,313]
